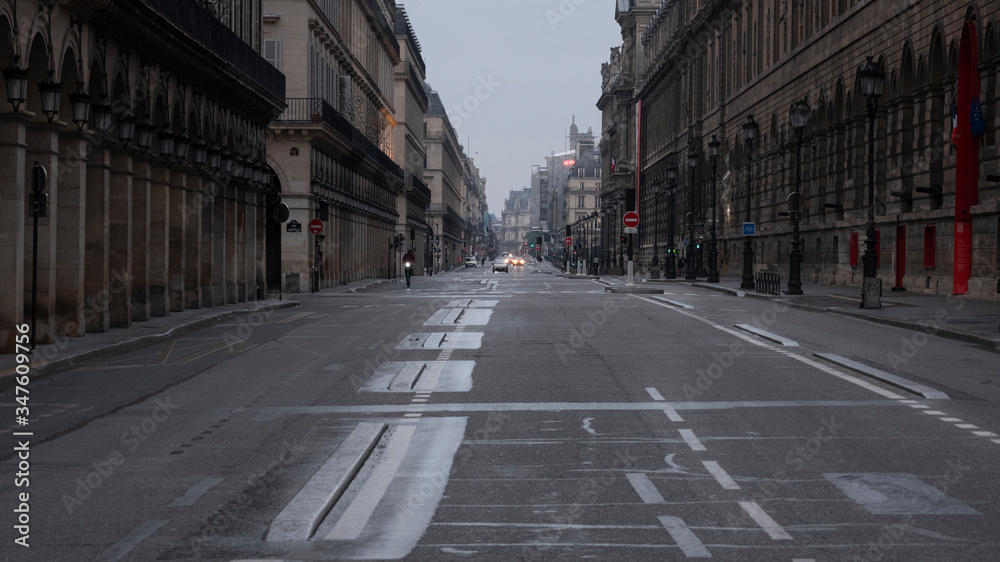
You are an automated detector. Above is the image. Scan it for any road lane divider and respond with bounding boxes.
[678,429,706,452]
[814,353,948,400]
[702,461,740,490]
[657,516,712,558]
[646,387,665,401]
[93,520,168,561]
[267,422,386,542]
[168,477,223,507]
[626,473,667,504]
[738,501,792,540]
[733,324,799,346]
[662,405,684,422]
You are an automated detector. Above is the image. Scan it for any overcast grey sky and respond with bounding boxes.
[401,1,622,214]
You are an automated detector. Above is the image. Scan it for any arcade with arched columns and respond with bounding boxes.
[0,0,284,353]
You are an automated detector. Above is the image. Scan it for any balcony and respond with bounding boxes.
[276,98,402,180]
[146,0,285,100]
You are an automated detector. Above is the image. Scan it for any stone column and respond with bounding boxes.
[168,171,187,312]
[108,150,133,328]
[149,163,170,316]
[184,177,202,309]
[24,127,59,343]
[84,147,110,332]
[245,190,258,300]
[0,118,26,353]
[200,180,217,307]
[226,185,238,302]
[236,187,247,302]
[55,134,88,336]
[254,192,265,299]
[131,157,151,322]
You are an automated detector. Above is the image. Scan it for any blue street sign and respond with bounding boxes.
[684,237,690,246]
[743,222,756,236]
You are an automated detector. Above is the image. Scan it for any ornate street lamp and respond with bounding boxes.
[192,139,208,169]
[787,99,812,295]
[37,71,62,123]
[220,149,233,175]
[207,145,222,172]
[858,56,885,308]
[68,83,90,131]
[707,135,721,283]
[665,159,677,279]
[2,56,29,112]
[686,148,698,280]
[174,130,191,163]
[117,113,136,148]
[92,97,114,135]
[158,127,175,158]
[135,119,155,155]
[741,114,759,290]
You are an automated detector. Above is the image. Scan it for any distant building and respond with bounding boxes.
[501,188,533,254]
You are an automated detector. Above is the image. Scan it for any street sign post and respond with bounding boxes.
[623,211,639,228]
[743,222,756,236]
[309,219,324,235]
[564,236,573,245]
[624,227,638,233]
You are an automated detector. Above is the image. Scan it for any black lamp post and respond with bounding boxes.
[651,178,662,278]
[858,56,885,307]
[117,113,136,148]
[665,160,677,279]
[788,99,811,295]
[707,135,721,283]
[37,71,62,123]
[68,83,90,131]
[741,114,759,290]
[686,148,698,280]
[616,192,625,270]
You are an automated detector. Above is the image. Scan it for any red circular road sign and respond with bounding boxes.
[309,219,323,234]
[623,211,639,228]
[564,237,573,245]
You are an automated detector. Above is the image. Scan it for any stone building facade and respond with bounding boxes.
[500,187,533,254]
[603,0,1000,299]
[0,0,284,353]
[262,0,403,291]
[424,84,470,272]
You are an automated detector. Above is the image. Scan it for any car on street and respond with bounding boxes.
[512,257,525,266]
[464,256,477,267]
[491,258,508,272]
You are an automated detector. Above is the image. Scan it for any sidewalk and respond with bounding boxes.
[603,273,1000,352]
[2,277,399,380]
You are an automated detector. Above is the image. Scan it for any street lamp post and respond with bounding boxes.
[686,148,698,280]
[858,56,885,308]
[707,136,721,283]
[665,160,677,279]
[788,99,812,295]
[651,179,662,279]
[741,114,759,290]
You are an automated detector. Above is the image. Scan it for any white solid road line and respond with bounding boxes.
[327,424,417,540]
[93,520,167,561]
[168,477,224,507]
[626,473,666,504]
[267,422,386,542]
[739,501,792,540]
[679,429,706,451]
[702,460,740,490]
[657,516,712,558]
[646,387,665,401]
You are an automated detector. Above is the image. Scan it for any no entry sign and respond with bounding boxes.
[623,212,639,228]
[564,237,573,245]
[309,219,323,234]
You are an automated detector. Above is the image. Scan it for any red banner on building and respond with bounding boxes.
[954,20,980,295]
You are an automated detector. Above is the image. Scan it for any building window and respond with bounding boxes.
[264,39,282,70]
[923,225,935,268]
[577,168,584,178]
[849,231,859,267]
[578,195,586,207]
[596,168,602,178]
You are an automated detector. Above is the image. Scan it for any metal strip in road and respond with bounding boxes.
[626,473,667,504]
[327,424,417,540]
[267,422,387,542]
[251,399,905,416]
[93,520,167,561]
[739,501,792,539]
[657,516,712,558]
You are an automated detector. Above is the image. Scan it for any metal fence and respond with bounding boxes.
[755,271,781,295]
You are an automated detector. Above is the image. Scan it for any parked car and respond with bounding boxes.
[464,256,478,268]
[492,258,509,272]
